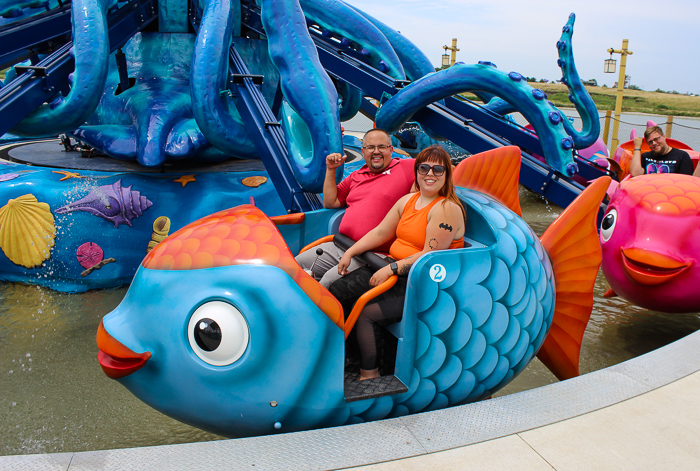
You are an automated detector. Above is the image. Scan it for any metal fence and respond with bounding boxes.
[601,117,700,151]
[342,113,374,134]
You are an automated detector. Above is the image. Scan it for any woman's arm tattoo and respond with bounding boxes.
[398,254,416,275]
[428,238,438,250]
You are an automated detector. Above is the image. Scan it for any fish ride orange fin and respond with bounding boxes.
[537,176,611,380]
[603,287,618,298]
[453,146,522,217]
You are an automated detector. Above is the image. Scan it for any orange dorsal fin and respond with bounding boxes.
[536,176,611,380]
[453,146,522,217]
[144,205,344,330]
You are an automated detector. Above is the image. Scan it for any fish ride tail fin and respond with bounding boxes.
[537,176,610,380]
[453,146,522,216]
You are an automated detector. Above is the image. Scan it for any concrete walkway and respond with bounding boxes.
[355,370,700,470]
[3,328,700,470]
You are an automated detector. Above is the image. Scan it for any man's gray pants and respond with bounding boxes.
[296,241,369,288]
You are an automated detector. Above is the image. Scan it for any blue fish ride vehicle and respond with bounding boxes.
[96,147,610,437]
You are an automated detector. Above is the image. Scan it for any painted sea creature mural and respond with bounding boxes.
[76,241,116,276]
[601,174,700,313]
[146,216,171,253]
[96,148,609,437]
[0,194,56,268]
[0,164,288,292]
[76,241,104,269]
[0,173,20,182]
[55,180,153,228]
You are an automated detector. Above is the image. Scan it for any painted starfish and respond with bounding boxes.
[174,174,196,187]
[53,170,87,181]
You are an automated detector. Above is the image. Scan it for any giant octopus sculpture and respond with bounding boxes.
[2,0,600,191]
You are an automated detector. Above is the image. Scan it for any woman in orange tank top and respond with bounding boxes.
[330,146,466,380]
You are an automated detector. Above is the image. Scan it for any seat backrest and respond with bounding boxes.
[457,190,497,247]
[327,209,346,235]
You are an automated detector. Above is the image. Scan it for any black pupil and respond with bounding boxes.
[194,318,221,352]
[602,214,615,230]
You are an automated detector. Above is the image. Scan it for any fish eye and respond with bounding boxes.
[187,301,249,366]
[600,208,617,242]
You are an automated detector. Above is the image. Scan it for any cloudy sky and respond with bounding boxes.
[349,0,700,95]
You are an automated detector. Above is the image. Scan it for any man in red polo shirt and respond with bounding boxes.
[297,128,415,287]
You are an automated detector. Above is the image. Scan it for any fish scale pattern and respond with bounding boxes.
[620,174,700,216]
[350,189,555,423]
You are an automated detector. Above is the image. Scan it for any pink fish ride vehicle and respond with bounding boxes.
[600,174,700,312]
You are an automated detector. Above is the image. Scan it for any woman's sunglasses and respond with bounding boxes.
[417,163,446,177]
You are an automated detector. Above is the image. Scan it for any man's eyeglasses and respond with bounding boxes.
[417,164,446,177]
[647,136,664,145]
[362,145,392,152]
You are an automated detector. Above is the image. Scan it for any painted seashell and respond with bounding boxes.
[0,174,20,182]
[147,216,171,253]
[0,194,56,268]
[242,176,268,188]
[76,242,104,269]
[55,179,153,228]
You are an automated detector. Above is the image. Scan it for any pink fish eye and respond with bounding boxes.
[600,209,617,242]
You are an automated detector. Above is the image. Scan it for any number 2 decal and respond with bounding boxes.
[430,264,446,282]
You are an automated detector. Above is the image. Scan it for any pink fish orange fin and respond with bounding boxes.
[537,176,611,380]
[603,288,618,298]
[453,146,522,217]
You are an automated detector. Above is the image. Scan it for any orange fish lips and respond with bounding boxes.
[621,247,691,286]
[97,320,152,379]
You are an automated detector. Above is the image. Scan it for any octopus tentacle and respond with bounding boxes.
[190,0,257,159]
[483,96,517,115]
[556,13,600,149]
[262,0,343,193]
[134,93,193,166]
[375,62,578,177]
[345,4,433,82]
[335,79,362,122]
[10,0,110,136]
[298,0,405,80]
[345,3,445,141]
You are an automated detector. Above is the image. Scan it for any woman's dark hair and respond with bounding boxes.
[414,146,466,220]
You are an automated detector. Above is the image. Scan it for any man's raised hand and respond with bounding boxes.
[326,153,347,170]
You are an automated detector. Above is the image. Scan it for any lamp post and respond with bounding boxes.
[441,53,450,69]
[604,40,633,156]
[442,38,460,67]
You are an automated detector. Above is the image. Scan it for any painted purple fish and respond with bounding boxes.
[56,180,153,228]
[0,173,20,182]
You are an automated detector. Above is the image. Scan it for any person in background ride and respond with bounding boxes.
[296,129,415,287]
[329,146,466,381]
[630,125,693,176]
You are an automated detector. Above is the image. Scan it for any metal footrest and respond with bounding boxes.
[344,373,408,403]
